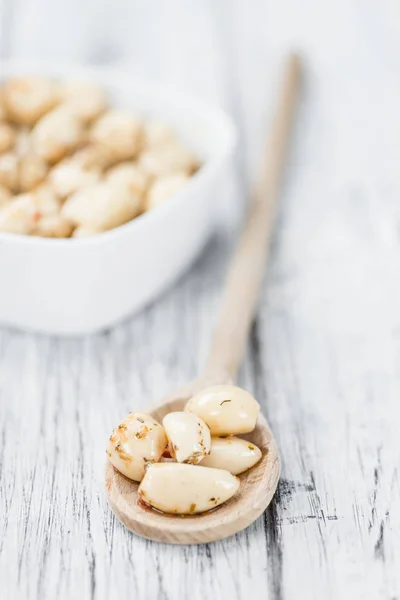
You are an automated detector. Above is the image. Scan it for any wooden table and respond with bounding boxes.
[1,1,399,598]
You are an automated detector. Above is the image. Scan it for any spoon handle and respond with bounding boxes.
[203,53,301,385]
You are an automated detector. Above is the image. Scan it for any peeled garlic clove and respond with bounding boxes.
[186,385,260,436]
[162,411,211,464]
[72,225,101,238]
[32,107,85,164]
[0,182,64,235]
[33,214,73,238]
[107,412,167,482]
[61,184,99,226]
[2,77,60,125]
[14,127,31,157]
[61,81,107,122]
[106,163,148,198]
[138,141,198,178]
[138,463,240,514]
[0,194,38,234]
[145,172,188,211]
[90,110,142,161]
[0,152,19,191]
[73,144,116,171]
[0,184,12,207]
[143,120,177,150]
[18,153,48,192]
[49,159,100,199]
[62,180,141,231]
[200,436,262,475]
[0,122,16,153]
[31,184,62,215]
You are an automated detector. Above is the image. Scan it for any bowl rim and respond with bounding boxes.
[0,60,237,248]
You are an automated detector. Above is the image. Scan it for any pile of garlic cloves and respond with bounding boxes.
[107,385,262,515]
[0,76,199,237]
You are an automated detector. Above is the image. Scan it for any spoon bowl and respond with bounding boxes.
[105,395,280,544]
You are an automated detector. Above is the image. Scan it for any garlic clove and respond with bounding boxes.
[107,412,168,482]
[0,183,12,207]
[138,141,198,178]
[138,463,240,515]
[145,172,188,211]
[2,76,60,125]
[90,110,142,162]
[32,106,85,164]
[143,120,177,150]
[33,215,74,238]
[162,411,211,464]
[62,179,142,231]
[61,81,108,123]
[106,163,148,198]
[0,122,16,154]
[0,194,38,234]
[73,144,116,171]
[185,385,260,436]
[49,159,100,199]
[72,225,101,238]
[18,153,48,192]
[0,152,19,192]
[200,436,262,475]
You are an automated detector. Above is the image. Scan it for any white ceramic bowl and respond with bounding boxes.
[0,62,236,335]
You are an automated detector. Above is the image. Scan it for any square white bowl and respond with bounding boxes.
[0,62,236,335]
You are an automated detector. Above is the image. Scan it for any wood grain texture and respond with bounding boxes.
[1,0,400,599]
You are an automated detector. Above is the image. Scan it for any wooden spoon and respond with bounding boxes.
[105,54,301,544]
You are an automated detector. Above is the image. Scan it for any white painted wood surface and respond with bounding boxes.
[1,1,400,598]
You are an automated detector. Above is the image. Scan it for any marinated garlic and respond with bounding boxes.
[90,110,142,161]
[185,385,260,435]
[146,172,189,211]
[14,127,31,157]
[0,182,66,234]
[139,142,197,178]
[138,463,239,514]
[18,153,48,192]
[0,122,16,153]
[106,163,148,198]
[0,194,38,234]
[49,159,100,199]
[32,107,85,163]
[34,184,61,211]
[107,383,265,515]
[2,77,59,125]
[107,412,167,482]
[72,225,102,238]
[0,152,19,191]
[62,81,107,123]
[143,120,176,149]
[200,436,262,475]
[162,412,211,464]
[62,180,142,232]
[0,75,199,238]
[33,214,73,238]
[0,184,11,207]
[73,144,116,171]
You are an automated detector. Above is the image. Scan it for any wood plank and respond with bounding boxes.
[1,0,400,598]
